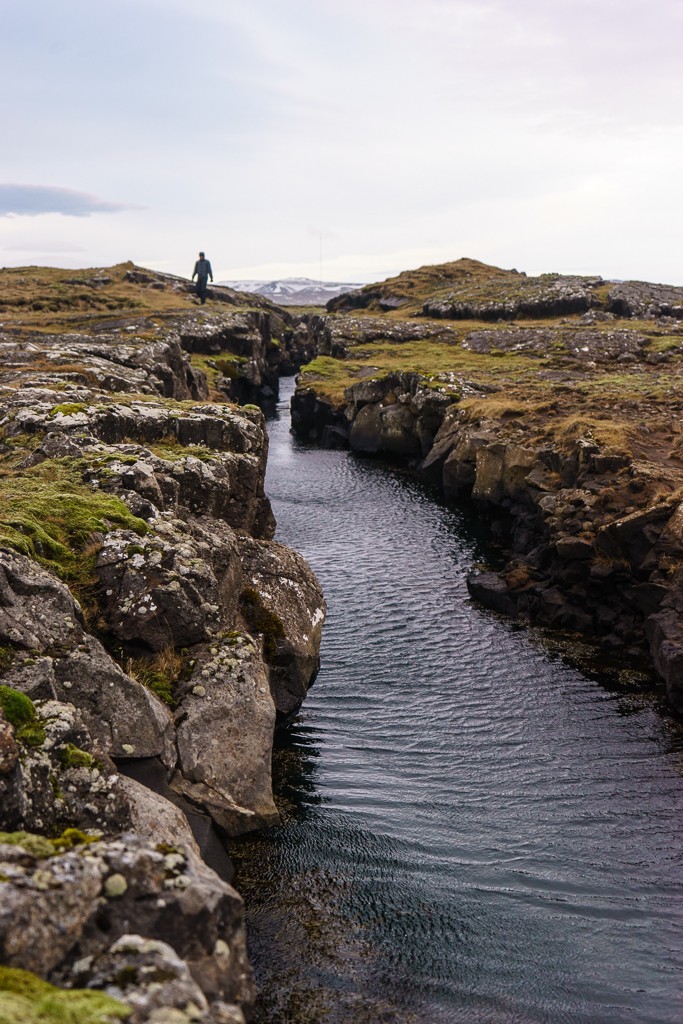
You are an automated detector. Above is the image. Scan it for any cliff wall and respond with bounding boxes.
[0,269,326,1024]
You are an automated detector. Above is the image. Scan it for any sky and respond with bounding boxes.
[2,0,683,285]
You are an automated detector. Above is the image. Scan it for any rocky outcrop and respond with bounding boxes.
[0,305,325,1018]
[327,257,683,322]
[0,833,252,1020]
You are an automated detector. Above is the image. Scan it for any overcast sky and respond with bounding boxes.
[2,0,683,284]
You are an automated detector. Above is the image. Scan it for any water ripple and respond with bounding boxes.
[232,381,683,1024]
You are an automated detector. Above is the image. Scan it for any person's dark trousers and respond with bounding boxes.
[196,279,208,304]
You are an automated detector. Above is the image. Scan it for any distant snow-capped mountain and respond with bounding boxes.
[219,276,363,307]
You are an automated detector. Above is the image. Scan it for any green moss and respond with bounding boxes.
[136,669,175,706]
[0,685,36,727]
[0,832,55,857]
[0,457,148,584]
[0,966,130,1023]
[155,842,180,855]
[59,744,97,770]
[50,828,97,852]
[0,645,17,674]
[239,587,285,661]
[0,686,45,747]
[49,403,87,418]
[147,438,217,463]
[0,829,95,857]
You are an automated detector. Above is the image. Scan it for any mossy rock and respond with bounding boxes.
[0,456,148,585]
[0,829,97,858]
[59,744,97,770]
[0,966,130,1023]
[49,403,88,418]
[0,686,45,747]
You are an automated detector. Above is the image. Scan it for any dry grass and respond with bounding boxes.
[125,647,184,706]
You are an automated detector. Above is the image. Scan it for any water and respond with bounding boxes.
[231,379,683,1024]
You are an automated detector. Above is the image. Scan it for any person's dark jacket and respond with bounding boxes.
[192,259,213,282]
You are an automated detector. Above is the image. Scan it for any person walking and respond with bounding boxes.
[192,251,213,304]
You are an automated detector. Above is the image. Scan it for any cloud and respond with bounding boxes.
[0,184,136,218]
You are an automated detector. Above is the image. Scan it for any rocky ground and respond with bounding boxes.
[0,265,325,1022]
[292,259,683,714]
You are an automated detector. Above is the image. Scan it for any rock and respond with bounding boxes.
[0,549,85,651]
[466,572,517,616]
[171,636,279,836]
[96,517,243,651]
[82,934,221,1024]
[0,698,131,837]
[608,280,683,319]
[596,501,677,567]
[0,837,103,975]
[237,537,326,717]
[348,403,383,453]
[379,403,420,456]
[0,834,254,1012]
[117,775,201,856]
[555,536,594,560]
[646,609,683,712]
[0,550,175,764]
[0,709,18,775]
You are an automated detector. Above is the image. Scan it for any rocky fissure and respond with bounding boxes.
[290,280,683,716]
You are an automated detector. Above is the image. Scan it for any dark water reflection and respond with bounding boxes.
[231,380,683,1024]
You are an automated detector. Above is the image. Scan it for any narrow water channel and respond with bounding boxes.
[231,379,683,1024]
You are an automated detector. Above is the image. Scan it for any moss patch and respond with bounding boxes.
[0,829,96,857]
[0,966,130,1024]
[49,403,87,418]
[0,457,147,584]
[0,687,45,747]
[59,744,97,770]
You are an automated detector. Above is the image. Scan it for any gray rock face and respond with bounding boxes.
[0,833,254,1014]
[82,934,215,1024]
[424,273,603,320]
[0,699,130,837]
[96,519,243,652]
[0,550,175,764]
[237,537,326,717]
[171,635,278,836]
[608,280,683,319]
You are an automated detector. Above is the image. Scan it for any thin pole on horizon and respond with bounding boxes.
[319,232,323,286]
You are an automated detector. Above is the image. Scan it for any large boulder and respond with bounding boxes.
[171,635,278,836]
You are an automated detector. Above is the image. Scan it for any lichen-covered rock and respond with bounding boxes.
[82,934,213,1024]
[0,698,130,837]
[0,549,85,651]
[0,709,18,776]
[0,834,253,1012]
[116,776,200,856]
[171,635,278,836]
[608,280,683,319]
[0,550,175,763]
[96,517,242,651]
[237,537,326,717]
